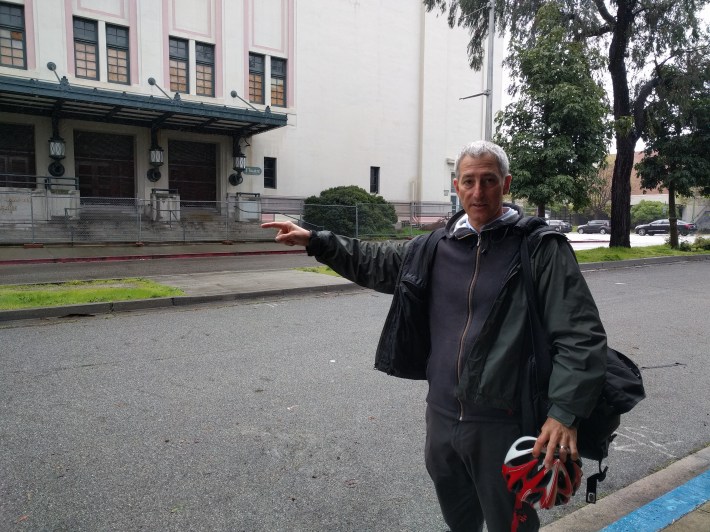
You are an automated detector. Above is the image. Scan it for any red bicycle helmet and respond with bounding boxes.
[502,436,583,510]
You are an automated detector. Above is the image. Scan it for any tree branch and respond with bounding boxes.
[580,23,612,38]
[633,76,660,139]
[593,0,615,26]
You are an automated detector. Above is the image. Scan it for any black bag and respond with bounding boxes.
[518,226,646,503]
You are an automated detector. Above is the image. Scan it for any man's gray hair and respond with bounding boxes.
[454,141,510,179]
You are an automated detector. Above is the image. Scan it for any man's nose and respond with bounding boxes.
[470,182,484,196]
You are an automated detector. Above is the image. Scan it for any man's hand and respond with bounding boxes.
[261,221,312,247]
[532,417,578,469]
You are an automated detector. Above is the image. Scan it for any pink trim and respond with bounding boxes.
[214,0,222,97]
[65,0,74,75]
[24,0,36,70]
[245,0,294,108]
[162,0,170,86]
[243,0,250,97]
[170,0,213,39]
[129,0,138,86]
[286,0,294,107]
[248,0,290,55]
[77,0,126,19]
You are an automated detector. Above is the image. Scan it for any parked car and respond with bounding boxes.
[546,219,571,233]
[635,219,697,236]
[577,220,610,234]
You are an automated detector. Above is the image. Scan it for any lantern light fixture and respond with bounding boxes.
[147,128,164,182]
[229,137,247,186]
[48,114,66,177]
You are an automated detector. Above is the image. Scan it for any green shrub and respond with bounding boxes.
[302,185,398,237]
[692,236,710,251]
[631,200,666,226]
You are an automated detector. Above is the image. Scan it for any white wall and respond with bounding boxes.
[2,0,502,206]
[246,1,497,204]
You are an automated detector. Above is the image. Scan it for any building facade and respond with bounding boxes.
[0,0,502,238]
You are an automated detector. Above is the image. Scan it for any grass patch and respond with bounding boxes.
[575,245,710,263]
[0,278,184,310]
[296,266,341,276]
[296,245,709,274]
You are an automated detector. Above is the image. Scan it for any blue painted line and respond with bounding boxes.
[601,469,710,532]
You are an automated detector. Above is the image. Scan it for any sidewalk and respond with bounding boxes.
[541,446,710,531]
[1,242,709,530]
[0,241,361,323]
[1,241,708,324]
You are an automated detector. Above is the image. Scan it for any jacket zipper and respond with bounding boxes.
[456,234,483,421]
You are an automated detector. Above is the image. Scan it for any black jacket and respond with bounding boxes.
[307,210,607,425]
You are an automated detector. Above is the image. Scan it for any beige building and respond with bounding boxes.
[0,0,504,242]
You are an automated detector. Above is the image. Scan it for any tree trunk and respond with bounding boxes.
[537,203,545,218]
[668,180,678,249]
[610,137,634,247]
[607,1,636,248]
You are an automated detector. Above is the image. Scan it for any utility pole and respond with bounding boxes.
[459,0,496,141]
[485,0,495,141]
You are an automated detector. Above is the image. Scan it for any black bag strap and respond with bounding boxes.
[519,233,552,395]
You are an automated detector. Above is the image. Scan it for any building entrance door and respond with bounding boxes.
[168,140,216,204]
[74,131,135,199]
[0,124,36,188]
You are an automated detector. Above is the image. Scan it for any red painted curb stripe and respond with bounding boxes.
[0,249,306,265]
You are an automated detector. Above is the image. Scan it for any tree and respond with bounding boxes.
[302,185,398,238]
[635,54,710,247]
[423,0,710,247]
[494,3,610,217]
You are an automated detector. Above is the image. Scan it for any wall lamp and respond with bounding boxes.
[48,114,66,177]
[229,136,246,186]
[147,128,164,182]
[148,77,180,101]
[47,61,69,86]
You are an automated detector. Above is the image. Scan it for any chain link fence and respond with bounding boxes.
[0,188,452,245]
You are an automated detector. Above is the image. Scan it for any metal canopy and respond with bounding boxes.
[0,75,288,137]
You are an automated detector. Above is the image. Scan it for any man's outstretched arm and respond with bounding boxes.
[262,221,410,294]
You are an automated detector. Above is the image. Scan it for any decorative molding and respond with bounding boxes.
[250,0,287,54]
[170,0,213,40]
[76,0,127,22]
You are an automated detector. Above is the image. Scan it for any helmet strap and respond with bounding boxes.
[586,461,609,503]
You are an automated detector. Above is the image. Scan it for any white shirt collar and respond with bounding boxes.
[455,207,516,234]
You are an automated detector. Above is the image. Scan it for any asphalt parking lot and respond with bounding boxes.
[567,232,697,250]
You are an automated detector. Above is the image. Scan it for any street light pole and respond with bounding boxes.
[459,1,496,141]
[485,0,495,141]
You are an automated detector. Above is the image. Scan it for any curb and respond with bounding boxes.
[0,282,363,323]
[0,248,306,266]
[541,446,710,532]
[1,255,707,323]
[580,254,710,271]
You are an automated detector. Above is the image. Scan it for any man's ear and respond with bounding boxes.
[453,178,460,195]
[503,174,512,195]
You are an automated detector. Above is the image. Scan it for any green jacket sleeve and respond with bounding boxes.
[532,235,607,425]
[306,231,410,294]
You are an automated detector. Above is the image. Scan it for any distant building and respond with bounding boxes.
[0,0,503,232]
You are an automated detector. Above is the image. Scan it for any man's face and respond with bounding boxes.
[454,154,512,232]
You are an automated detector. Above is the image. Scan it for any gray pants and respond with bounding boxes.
[425,406,540,532]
